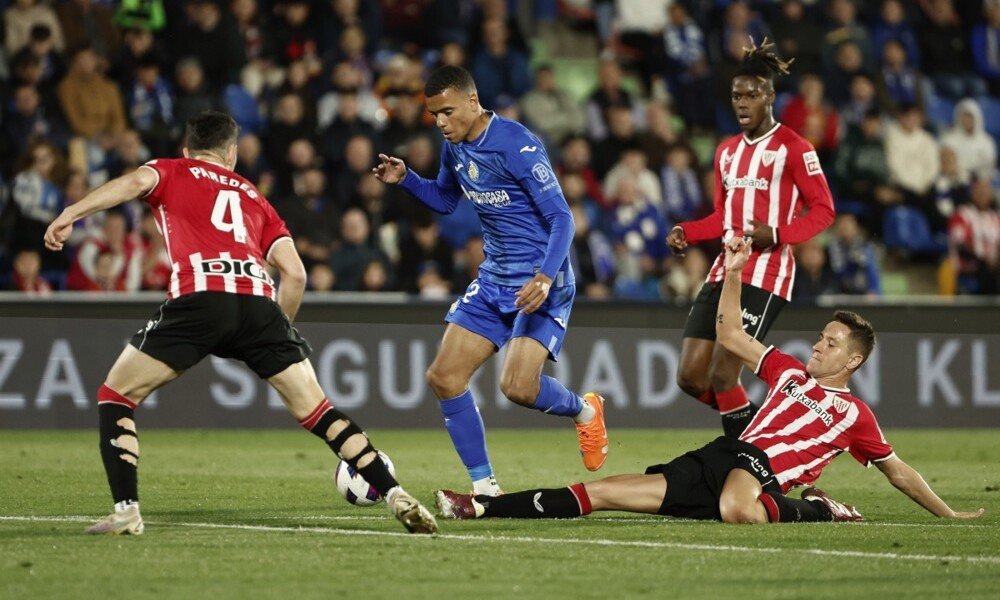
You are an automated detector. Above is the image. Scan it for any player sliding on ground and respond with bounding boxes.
[44,111,437,535]
[435,238,984,524]
[373,66,608,497]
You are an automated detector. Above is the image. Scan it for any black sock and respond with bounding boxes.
[357,457,400,498]
[721,403,758,439]
[299,399,399,497]
[759,492,832,523]
[98,402,139,504]
[477,484,590,519]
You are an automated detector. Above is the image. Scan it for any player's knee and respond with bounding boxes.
[719,498,765,524]
[709,363,741,392]
[426,365,465,398]
[676,369,709,399]
[499,375,538,407]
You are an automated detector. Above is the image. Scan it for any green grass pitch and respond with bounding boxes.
[2,429,999,598]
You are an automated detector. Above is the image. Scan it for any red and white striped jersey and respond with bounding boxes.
[140,158,291,301]
[949,204,1000,265]
[741,346,894,493]
[679,124,835,300]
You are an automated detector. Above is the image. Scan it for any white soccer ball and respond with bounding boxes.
[334,451,396,507]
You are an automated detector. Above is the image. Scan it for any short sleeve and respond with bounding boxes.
[847,402,895,467]
[140,159,169,207]
[261,200,292,261]
[508,133,563,204]
[753,346,808,388]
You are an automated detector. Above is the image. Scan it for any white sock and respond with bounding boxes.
[472,475,502,496]
[114,500,139,513]
[385,485,404,504]
[574,397,596,424]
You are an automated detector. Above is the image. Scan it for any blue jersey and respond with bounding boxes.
[434,114,575,287]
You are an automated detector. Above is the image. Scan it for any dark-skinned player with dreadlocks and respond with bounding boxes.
[667,38,835,438]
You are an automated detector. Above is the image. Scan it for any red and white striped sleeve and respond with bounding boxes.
[753,346,806,388]
[775,140,835,245]
[847,401,895,467]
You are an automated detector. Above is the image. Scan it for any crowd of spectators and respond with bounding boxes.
[0,0,998,303]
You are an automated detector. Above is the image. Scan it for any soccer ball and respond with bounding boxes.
[334,451,396,506]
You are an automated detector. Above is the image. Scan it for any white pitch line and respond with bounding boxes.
[2,516,998,565]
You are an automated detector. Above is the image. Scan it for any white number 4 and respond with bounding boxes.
[211,190,247,243]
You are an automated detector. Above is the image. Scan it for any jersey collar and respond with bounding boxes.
[463,111,496,147]
[742,122,781,146]
[819,384,850,393]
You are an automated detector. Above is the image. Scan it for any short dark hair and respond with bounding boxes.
[425,65,476,98]
[734,37,794,85]
[185,111,239,154]
[833,310,876,367]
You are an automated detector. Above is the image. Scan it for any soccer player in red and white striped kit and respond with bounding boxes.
[434,238,984,524]
[667,39,835,438]
[44,111,437,535]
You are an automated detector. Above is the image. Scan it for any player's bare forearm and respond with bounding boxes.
[877,456,984,518]
[277,277,305,322]
[717,244,766,370]
[269,240,307,322]
[65,167,156,221]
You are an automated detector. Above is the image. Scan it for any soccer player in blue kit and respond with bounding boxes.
[373,66,608,497]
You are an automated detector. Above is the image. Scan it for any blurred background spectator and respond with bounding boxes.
[0,0,997,301]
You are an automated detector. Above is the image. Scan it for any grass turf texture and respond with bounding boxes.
[2,429,998,598]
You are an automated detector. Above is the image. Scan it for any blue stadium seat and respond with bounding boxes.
[976,95,1000,139]
[834,198,871,220]
[224,85,263,134]
[882,205,947,254]
[925,95,955,132]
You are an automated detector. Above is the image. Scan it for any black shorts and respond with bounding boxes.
[130,292,312,379]
[644,436,781,520]
[682,281,786,341]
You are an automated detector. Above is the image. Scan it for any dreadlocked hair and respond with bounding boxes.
[734,36,794,83]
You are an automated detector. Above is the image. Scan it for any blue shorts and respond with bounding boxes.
[445,278,575,361]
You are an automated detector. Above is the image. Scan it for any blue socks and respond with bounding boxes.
[439,390,493,481]
[531,376,584,417]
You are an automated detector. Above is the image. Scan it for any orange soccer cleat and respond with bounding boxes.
[576,392,609,471]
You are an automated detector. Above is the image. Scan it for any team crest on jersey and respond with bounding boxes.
[832,397,850,414]
[468,161,479,181]
[762,150,777,167]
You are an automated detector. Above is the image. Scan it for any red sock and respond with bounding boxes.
[716,385,749,415]
[568,483,593,516]
[758,493,780,523]
[97,384,136,410]
[697,389,718,410]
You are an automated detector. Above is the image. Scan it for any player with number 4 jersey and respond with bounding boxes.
[44,111,437,536]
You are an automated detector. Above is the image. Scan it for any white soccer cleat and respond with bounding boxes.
[801,487,863,522]
[84,504,144,535]
[387,490,438,534]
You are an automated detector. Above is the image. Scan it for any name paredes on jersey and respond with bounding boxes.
[459,184,511,207]
[780,380,834,426]
[188,166,259,199]
[723,174,770,191]
[199,257,275,284]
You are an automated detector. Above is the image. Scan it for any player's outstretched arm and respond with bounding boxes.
[716,238,768,370]
[371,153,408,184]
[44,166,158,251]
[268,239,307,322]
[372,153,462,214]
[875,455,984,518]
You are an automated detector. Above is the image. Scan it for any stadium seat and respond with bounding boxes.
[882,205,947,254]
[925,95,955,132]
[834,198,871,220]
[224,85,263,134]
[976,95,1000,140]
